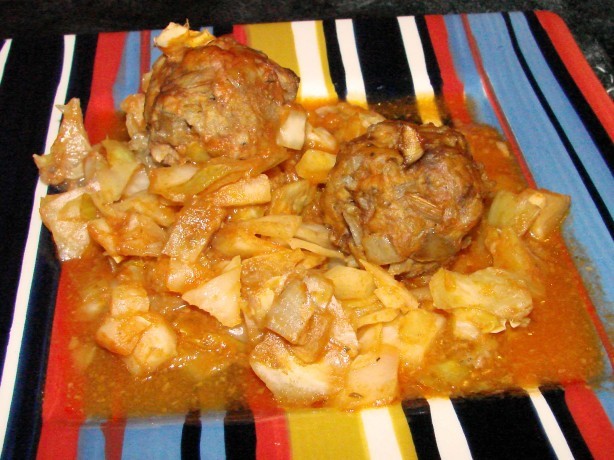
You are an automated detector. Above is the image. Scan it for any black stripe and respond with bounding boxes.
[525,11,614,177]
[451,392,557,460]
[503,13,614,240]
[401,398,441,460]
[540,386,593,460]
[413,15,450,124]
[66,34,98,112]
[322,19,347,101]
[353,17,414,103]
[0,35,64,380]
[182,409,202,460]
[415,16,443,96]
[2,227,61,459]
[224,410,256,460]
[213,24,233,37]
[0,33,97,458]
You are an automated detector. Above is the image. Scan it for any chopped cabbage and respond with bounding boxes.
[277,108,307,150]
[250,333,348,405]
[33,98,91,185]
[265,278,314,344]
[324,265,376,300]
[429,267,533,330]
[40,188,92,260]
[334,345,399,408]
[122,313,178,376]
[182,257,243,327]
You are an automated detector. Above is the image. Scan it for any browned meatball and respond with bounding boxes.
[322,121,485,276]
[144,36,299,164]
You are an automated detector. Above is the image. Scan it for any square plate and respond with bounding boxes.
[0,11,612,459]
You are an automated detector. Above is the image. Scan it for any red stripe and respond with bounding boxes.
[140,30,152,88]
[36,422,81,460]
[564,383,614,459]
[461,14,536,187]
[254,411,292,460]
[84,32,127,145]
[244,373,291,459]
[424,15,472,125]
[232,25,248,45]
[535,11,614,142]
[102,418,127,460]
[36,268,84,460]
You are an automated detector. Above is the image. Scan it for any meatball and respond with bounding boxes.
[322,121,485,277]
[144,35,299,164]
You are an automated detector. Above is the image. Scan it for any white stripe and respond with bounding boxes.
[335,19,368,107]
[292,21,330,101]
[397,16,442,125]
[0,39,13,84]
[361,407,403,460]
[428,397,473,460]
[397,16,435,97]
[0,35,75,455]
[528,388,575,460]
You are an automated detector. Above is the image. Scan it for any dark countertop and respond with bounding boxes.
[0,0,612,94]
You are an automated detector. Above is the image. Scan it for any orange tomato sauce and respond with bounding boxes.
[390,122,603,399]
[54,103,605,417]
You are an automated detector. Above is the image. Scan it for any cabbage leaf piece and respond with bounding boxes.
[40,188,92,260]
[250,333,350,405]
[429,267,533,335]
[181,256,243,327]
[33,98,91,185]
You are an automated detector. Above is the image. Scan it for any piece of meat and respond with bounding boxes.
[322,121,486,277]
[144,35,299,164]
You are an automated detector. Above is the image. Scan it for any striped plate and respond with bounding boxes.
[0,11,612,460]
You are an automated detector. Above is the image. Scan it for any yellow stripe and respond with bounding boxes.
[416,95,443,126]
[388,404,419,460]
[244,22,300,77]
[287,409,369,460]
[313,21,338,103]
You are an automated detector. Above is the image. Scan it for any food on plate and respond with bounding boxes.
[34,23,603,415]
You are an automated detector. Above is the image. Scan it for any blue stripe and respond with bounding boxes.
[466,13,614,324]
[121,418,184,460]
[594,382,614,427]
[77,422,106,460]
[150,30,164,68]
[112,31,141,109]
[200,412,226,460]
[443,15,501,129]
[509,12,614,219]
[524,12,613,177]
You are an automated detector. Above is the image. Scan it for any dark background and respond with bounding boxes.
[0,0,612,94]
